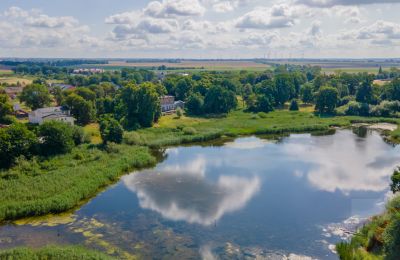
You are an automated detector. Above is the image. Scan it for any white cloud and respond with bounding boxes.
[297,0,400,7]
[144,0,205,17]
[236,4,302,30]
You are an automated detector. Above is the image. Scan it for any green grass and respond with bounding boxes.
[336,195,400,260]
[0,245,115,259]
[0,144,155,222]
[126,109,400,147]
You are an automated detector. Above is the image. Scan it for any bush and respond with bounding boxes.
[183,127,197,135]
[123,131,145,145]
[38,121,75,156]
[289,99,299,111]
[99,117,124,144]
[258,112,268,118]
[0,123,37,168]
[104,142,120,154]
[176,107,183,118]
[370,101,400,117]
[71,125,88,145]
[186,93,204,115]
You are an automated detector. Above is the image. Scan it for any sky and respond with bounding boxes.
[0,0,400,59]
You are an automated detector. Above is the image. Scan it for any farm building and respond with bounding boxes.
[29,106,75,125]
[160,95,185,113]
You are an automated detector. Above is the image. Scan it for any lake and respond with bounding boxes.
[1,129,399,259]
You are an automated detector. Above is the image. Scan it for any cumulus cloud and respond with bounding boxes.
[0,6,99,52]
[236,4,301,30]
[297,0,400,7]
[144,0,205,17]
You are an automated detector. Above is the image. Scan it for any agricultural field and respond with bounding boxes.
[0,76,33,86]
[93,60,270,72]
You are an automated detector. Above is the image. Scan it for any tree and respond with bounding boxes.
[391,168,400,194]
[203,86,237,114]
[175,78,193,101]
[356,78,374,104]
[384,78,400,101]
[300,83,314,104]
[19,84,52,110]
[75,88,96,102]
[0,123,37,168]
[186,93,204,115]
[38,121,75,155]
[115,83,161,129]
[274,74,295,105]
[289,99,299,111]
[64,94,95,125]
[99,117,123,144]
[315,86,338,114]
[0,94,13,123]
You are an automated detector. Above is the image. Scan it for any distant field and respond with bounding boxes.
[0,76,33,86]
[321,67,391,74]
[0,69,13,76]
[94,60,270,72]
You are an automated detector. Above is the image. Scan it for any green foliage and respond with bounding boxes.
[391,168,400,194]
[0,144,155,221]
[0,94,13,123]
[289,99,299,111]
[116,83,161,129]
[384,78,400,101]
[0,123,37,168]
[300,83,314,104]
[356,78,374,104]
[99,117,124,144]
[370,101,400,118]
[64,93,95,125]
[176,107,183,118]
[19,84,52,110]
[336,101,370,116]
[186,93,204,115]
[183,127,197,135]
[274,74,296,105]
[75,87,96,102]
[315,86,338,114]
[203,86,237,114]
[38,121,75,156]
[383,212,400,260]
[0,245,114,260]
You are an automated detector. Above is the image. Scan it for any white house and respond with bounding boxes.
[160,96,185,113]
[29,106,75,125]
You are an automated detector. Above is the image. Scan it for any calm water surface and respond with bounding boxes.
[1,129,399,259]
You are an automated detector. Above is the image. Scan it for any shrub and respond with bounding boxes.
[38,121,75,156]
[258,112,268,118]
[176,107,183,118]
[370,101,400,117]
[104,142,120,153]
[123,131,145,145]
[99,117,124,144]
[183,127,197,135]
[289,99,299,111]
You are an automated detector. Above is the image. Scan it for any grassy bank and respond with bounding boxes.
[0,144,155,222]
[336,195,400,260]
[0,245,115,259]
[126,110,400,147]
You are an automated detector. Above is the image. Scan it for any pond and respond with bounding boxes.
[1,129,399,259]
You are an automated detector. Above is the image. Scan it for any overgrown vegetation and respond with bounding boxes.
[336,168,400,260]
[0,144,155,221]
[0,245,114,259]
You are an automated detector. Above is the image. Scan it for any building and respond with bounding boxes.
[50,83,76,91]
[160,96,185,113]
[29,106,75,125]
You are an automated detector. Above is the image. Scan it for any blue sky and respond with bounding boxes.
[0,0,400,58]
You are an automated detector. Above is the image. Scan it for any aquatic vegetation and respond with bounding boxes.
[0,245,115,259]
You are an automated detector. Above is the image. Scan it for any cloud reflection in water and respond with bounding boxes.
[122,157,260,226]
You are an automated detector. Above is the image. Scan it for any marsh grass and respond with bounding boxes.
[0,144,155,221]
[0,245,115,259]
